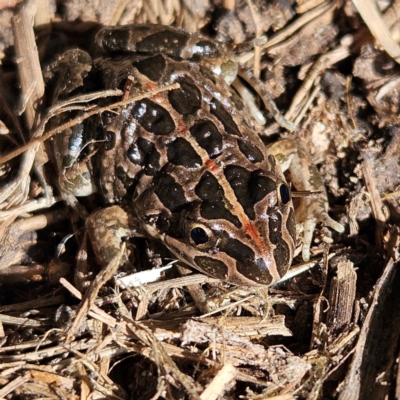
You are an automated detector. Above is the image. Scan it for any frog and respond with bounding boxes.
[46,24,344,286]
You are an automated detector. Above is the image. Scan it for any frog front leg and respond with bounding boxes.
[267,139,344,261]
[85,206,132,267]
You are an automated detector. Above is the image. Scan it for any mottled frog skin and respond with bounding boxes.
[47,24,343,286]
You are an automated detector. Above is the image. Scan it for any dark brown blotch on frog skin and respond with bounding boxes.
[209,97,241,137]
[132,99,175,135]
[225,166,280,220]
[217,230,255,263]
[190,120,223,158]
[195,171,225,202]
[238,139,264,163]
[214,229,275,285]
[168,77,202,115]
[153,173,187,213]
[96,26,132,52]
[166,137,202,169]
[136,30,190,57]
[127,137,161,176]
[195,171,242,228]
[224,165,255,220]
[249,173,277,204]
[199,203,242,228]
[194,256,229,280]
[133,55,166,81]
[267,206,291,276]
[236,258,274,285]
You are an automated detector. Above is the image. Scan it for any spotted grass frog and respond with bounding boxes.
[46,24,344,286]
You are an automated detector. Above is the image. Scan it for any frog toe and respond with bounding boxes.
[301,211,344,261]
[319,213,345,233]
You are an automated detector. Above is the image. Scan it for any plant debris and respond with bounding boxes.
[0,0,400,399]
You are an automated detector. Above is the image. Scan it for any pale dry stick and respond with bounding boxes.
[142,0,158,24]
[2,7,46,211]
[222,0,236,10]
[144,0,177,25]
[352,0,400,63]
[0,375,30,398]
[278,259,319,283]
[12,7,44,127]
[0,195,57,220]
[297,0,329,14]
[0,313,45,327]
[375,75,400,101]
[0,206,68,236]
[116,262,175,288]
[245,0,263,78]
[0,338,99,363]
[200,363,237,400]
[327,326,360,358]
[119,270,218,292]
[108,0,128,24]
[0,152,38,205]
[284,45,350,122]
[135,290,149,321]
[0,362,30,378]
[0,120,9,135]
[382,190,400,200]
[32,0,52,27]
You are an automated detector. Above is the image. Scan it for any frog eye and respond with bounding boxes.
[190,226,209,245]
[278,184,291,205]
